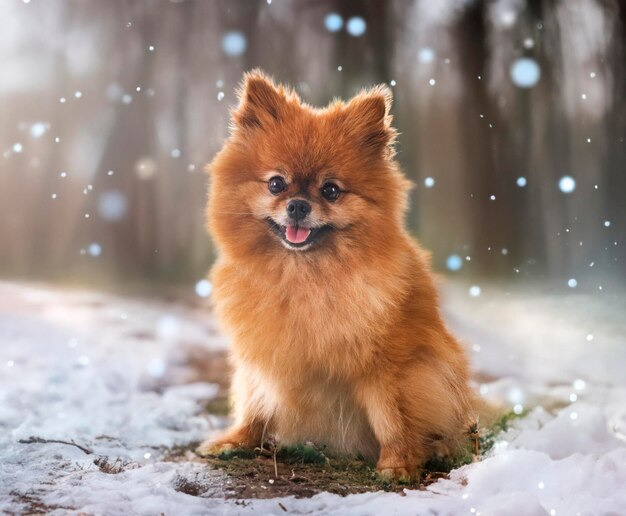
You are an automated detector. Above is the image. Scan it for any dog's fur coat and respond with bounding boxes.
[199,70,474,479]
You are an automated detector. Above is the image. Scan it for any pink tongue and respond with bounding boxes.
[285,225,311,244]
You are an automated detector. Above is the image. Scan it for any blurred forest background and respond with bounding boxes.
[0,0,624,292]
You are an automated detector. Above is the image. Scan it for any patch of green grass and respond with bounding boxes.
[203,450,399,497]
[216,448,257,460]
[423,450,472,473]
[405,409,527,476]
[180,409,527,498]
[276,443,328,464]
[476,410,526,454]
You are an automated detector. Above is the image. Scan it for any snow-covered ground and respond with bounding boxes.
[1,280,625,515]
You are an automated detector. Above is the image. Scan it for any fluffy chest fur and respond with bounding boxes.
[210,249,413,380]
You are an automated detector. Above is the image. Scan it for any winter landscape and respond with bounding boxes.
[1,0,625,514]
[1,279,625,515]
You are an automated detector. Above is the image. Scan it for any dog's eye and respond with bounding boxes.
[268,176,287,195]
[321,182,340,202]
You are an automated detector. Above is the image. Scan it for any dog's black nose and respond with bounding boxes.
[286,199,311,222]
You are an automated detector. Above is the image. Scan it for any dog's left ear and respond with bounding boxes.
[342,85,396,155]
[233,70,291,130]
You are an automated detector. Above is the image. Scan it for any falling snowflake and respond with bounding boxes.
[324,13,343,32]
[346,17,366,37]
[558,176,576,193]
[446,255,463,271]
[222,31,247,56]
[195,280,213,298]
[510,58,541,88]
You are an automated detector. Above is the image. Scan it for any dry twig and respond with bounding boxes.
[18,436,93,455]
[290,469,315,483]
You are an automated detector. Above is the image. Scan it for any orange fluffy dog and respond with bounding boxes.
[199,70,474,480]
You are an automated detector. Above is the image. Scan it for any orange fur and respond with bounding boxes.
[199,70,475,480]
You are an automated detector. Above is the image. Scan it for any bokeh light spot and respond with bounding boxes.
[446,254,463,271]
[418,47,435,63]
[222,31,247,56]
[88,243,102,257]
[558,176,576,193]
[510,57,541,88]
[98,190,128,221]
[195,279,213,298]
[324,13,343,32]
[469,285,482,297]
[346,17,366,37]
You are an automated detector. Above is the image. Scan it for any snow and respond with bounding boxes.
[87,243,102,257]
[29,122,48,138]
[97,190,128,220]
[195,280,213,298]
[324,13,343,33]
[559,175,577,193]
[221,31,247,57]
[418,47,436,64]
[346,17,367,37]
[446,254,463,271]
[510,57,541,88]
[469,285,482,297]
[1,280,625,514]
[0,282,227,514]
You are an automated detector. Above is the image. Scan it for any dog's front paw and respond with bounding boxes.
[376,466,416,482]
[376,450,420,482]
[195,426,260,457]
[195,438,237,457]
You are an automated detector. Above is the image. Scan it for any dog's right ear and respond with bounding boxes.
[232,70,290,130]
[341,85,396,157]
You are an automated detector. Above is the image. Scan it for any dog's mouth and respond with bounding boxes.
[266,219,333,250]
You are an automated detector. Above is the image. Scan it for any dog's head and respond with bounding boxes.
[207,70,410,258]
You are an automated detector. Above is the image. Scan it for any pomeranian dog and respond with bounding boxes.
[199,70,474,480]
